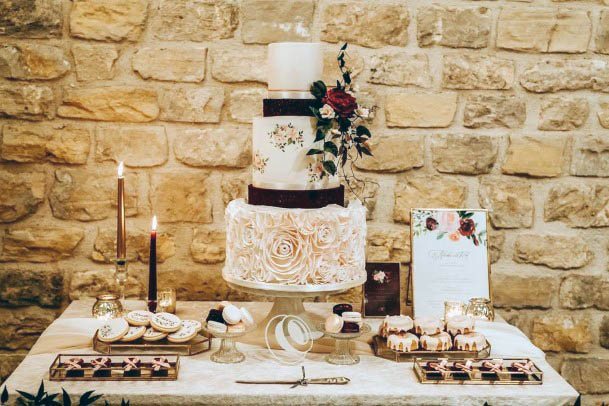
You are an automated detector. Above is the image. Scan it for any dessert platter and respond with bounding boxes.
[222,42,368,334]
[413,358,543,385]
[93,310,209,356]
[50,354,179,381]
[321,304,371,365]
[202,301,257,363]
[373,315,491,362]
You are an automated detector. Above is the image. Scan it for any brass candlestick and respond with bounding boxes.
[115,258,128,305]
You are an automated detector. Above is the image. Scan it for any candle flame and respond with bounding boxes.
[151,215,157,231]
[117,161,124,177]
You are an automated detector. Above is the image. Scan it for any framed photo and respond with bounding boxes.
[362,262,401,318]
[410,208,491,319]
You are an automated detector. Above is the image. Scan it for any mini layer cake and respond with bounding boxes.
[420,332,452,351]
[414,317,443,336]
[446,315,475,336]
[380,315,413,338]
[387,333,419,352]
[454,332,487,352]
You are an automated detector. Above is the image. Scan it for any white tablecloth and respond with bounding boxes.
[3,300,579,405]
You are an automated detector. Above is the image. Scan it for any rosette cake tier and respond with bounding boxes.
[223,199,366,289]
[223,42,366,293]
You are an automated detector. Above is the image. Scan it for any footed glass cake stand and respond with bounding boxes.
[223,270,366,341]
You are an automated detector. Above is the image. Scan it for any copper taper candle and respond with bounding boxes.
[148,215,158,313]
[116,162,126,259]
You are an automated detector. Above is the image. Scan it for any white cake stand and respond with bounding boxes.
[223,269,366,340]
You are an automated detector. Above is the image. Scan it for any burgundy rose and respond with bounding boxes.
[322,88,358,118]
[425,217,438,231]
[458,218,476,237]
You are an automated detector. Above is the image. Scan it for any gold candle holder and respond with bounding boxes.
[157,288,176,314]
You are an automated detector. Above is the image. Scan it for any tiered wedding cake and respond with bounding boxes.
[223,42,367,289]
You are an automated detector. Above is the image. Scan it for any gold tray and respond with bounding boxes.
[372,335,491,362]
[413,358,543,385]
[49,353,179,381]
[93,331,210,356]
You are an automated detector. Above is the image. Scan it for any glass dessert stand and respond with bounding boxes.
[320,323,371,365]
[223,270,366,341]
[201,322,256,364]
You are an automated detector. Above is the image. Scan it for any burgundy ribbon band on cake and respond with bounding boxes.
[248,185,345,209]
[263,99,316,117]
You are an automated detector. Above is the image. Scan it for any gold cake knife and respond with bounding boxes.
[236,367,350,388]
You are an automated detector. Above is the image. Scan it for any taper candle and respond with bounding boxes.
[148,215,158,313]
[116,162,126,259]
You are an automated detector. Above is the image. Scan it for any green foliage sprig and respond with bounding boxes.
[0,381,129,406]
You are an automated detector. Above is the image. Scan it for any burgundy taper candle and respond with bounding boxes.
[148,215,158,313]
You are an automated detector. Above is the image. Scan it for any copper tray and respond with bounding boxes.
[372,335,491,362]
[49,353,179,381]
[413,358,543,385]
[93,331,210,356]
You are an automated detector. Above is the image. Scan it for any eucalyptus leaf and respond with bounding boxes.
[340,43,348,51]
[314,129,325,142]
[306,148,323,156]
[356,126,371,137]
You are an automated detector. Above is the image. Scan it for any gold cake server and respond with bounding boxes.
[236,367,350,388]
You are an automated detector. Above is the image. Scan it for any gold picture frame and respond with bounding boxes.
[409,208,492,319]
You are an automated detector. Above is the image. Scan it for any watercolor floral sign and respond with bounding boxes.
[411,209,491,319]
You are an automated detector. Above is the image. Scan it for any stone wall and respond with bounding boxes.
[0,0,608,400]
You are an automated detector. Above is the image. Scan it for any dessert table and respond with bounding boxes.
[2,300,579,405]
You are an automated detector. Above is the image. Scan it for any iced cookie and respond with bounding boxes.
[121,325,147,342]
[150,312,181,333]
[181,319,202,332]
[97,318,129,342]
[143,327,168,342]
[125,310,153,327]
[168,325,197,343]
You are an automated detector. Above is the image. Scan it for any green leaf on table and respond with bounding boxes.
[324,141,338,157]
[1,386,8,404]
[323,160,337,175]
[16,390,35,401]
[62,389,72,406]
[121,399,130,406]
[80,390,103,406]
[35,381,46,403]
[306,148,323,156]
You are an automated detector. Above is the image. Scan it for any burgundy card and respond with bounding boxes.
[362,262,401,317]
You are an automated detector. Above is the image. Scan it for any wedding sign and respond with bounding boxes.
[411,209,491,319]
[362,263,401,317]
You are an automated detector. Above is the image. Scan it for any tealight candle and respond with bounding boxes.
[444,301,466,320]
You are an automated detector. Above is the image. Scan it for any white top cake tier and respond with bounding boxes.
[267,42,323,93]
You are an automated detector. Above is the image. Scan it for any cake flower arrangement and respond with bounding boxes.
[307,43,373,180]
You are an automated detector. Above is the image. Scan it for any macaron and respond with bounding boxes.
[206,308,225,324]
[240,307,255,327]
[333,303,353,316]
[222,304,242,325]
[325,314,344,334]
[342,311,362,324]
[341,322,360,334]
[227,322,246,333]
[207,320,228,334]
